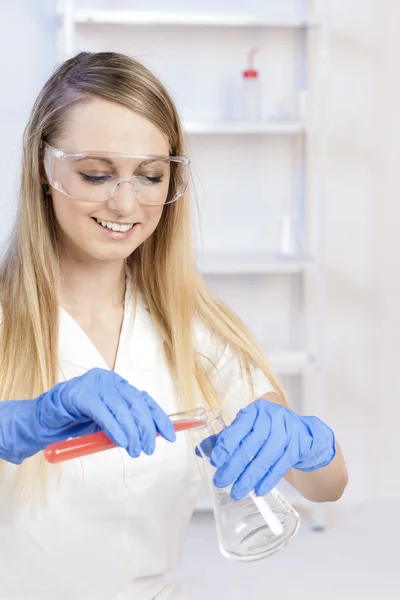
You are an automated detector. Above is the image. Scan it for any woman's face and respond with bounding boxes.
[48,98,169,264]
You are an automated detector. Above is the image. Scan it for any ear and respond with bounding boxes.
[38,144,48,186]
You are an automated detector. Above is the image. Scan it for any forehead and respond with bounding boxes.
[57,97,169,155]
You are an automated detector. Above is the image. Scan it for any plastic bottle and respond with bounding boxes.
[241,47,262,121]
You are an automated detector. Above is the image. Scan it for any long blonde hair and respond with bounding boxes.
[0,52,288,496]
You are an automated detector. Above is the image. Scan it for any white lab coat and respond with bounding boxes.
[0,281,273,599]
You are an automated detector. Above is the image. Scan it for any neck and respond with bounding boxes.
[60,255,126,312]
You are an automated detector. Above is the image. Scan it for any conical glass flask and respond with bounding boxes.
[193,408,300,562]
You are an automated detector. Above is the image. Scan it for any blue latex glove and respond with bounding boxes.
[0,368,176,465]
[210,399,336,500]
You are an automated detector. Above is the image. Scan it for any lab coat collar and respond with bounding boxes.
[58,280,162,375]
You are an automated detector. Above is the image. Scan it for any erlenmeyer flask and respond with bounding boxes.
[193,408,300,562]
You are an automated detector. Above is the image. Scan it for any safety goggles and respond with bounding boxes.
[42,142,191,205]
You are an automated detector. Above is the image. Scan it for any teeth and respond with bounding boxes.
[94,218,134,232]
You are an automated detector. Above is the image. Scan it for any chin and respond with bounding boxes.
[80,241,138,263]
[91,249,138,262]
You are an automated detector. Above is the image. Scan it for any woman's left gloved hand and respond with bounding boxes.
[210,399,336,500]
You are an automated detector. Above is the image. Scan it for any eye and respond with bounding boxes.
[136,175,163,186]
[80,173,112,185]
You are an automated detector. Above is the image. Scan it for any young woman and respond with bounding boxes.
[0,52,348,599]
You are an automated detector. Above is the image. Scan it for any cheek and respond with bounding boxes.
[51,193,90,232]
[51,192,165,257]
[142,205,164,235]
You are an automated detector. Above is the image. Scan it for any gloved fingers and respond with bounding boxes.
[210,402,258,468]
[293,415,335,471]
[40,369,146,456]
[213,419,270,489]
[255,445,293,497]
[65,421,101,438]
[230,425,288,501]
[117,384,159,455]
[81,396,130,450]
[143,393,176,443]
[49,372,125,446]
[101,392,143,457]
[195,434,219,458]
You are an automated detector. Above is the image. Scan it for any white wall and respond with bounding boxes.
[318,0,399,503]
[0,0,398,503]
[368,0,400,501]
[0,0,57,242]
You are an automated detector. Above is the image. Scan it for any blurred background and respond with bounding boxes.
[1,1,399,598]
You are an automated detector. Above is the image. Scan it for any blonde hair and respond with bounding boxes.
[0,52,288,497]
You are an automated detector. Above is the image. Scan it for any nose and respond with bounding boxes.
[106,179,139,216]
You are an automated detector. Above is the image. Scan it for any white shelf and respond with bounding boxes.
[197,251,316,274]
[72,11,317,29]
[268,351,317,375]
[184,120,307,135]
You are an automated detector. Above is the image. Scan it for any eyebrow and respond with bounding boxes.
[71,156,167,166]
[72,156,114,165]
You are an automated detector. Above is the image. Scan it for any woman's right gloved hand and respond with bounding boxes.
[0,368,176,465]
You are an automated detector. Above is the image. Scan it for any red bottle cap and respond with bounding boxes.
[243,69,258,79]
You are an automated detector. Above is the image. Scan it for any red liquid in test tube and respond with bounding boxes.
[44,419,206,463]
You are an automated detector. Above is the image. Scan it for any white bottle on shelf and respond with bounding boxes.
[241,47,262,121]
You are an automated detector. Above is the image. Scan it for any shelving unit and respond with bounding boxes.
[57,0,328,531]
[196,250,317,274]
[268,350,317,375]
[71,10,318,29]
[184,120,308,135]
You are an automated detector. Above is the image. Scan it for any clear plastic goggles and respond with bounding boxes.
[42,143,190,205]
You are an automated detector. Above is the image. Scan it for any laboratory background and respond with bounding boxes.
[0,0,398,598]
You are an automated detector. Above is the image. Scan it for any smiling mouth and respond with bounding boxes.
[92,217,136,232]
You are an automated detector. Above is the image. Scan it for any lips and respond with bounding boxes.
[92,217,138,232]
[91,216,141,240]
